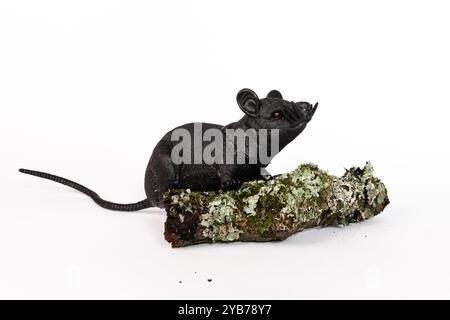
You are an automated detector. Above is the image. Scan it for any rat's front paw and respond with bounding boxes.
[220,178,242,190]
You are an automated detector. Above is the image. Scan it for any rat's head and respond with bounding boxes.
[236,88,318,149]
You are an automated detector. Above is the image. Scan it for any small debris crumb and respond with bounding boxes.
[179,281,182,284]
[207,279,212,282]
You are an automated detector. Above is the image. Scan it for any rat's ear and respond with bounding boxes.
[237,88,260,117]
[266,90,283,99]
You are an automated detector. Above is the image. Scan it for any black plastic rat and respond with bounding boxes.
[19,88,318,211]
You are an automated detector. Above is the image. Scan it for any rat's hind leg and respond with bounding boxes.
[144,152,179,208]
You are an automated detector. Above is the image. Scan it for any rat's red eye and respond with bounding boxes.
[272,111,282,119]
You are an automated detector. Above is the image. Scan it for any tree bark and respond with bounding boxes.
[164,162,389,248]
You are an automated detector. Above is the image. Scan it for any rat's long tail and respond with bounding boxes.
[19,169,152,211]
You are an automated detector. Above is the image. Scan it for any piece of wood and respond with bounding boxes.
[164,162,389,247]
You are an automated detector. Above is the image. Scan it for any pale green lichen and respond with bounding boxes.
[200,193,243,241]
[243,194,260,216]
[168,189,194,214]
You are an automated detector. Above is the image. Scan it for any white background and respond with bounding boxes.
[1,0,449,299]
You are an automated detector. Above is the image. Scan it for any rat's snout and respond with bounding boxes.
[289,102,318,125]
[309,102,318,118]
[302,102,318,121]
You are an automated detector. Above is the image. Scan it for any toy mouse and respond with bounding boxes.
[20,88,318,211]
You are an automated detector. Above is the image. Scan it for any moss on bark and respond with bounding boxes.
[164,162,389,247]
